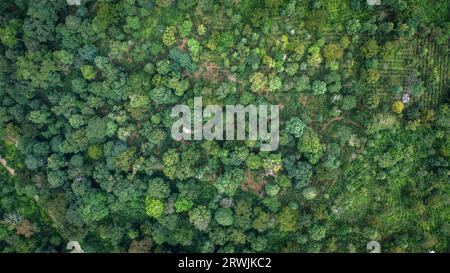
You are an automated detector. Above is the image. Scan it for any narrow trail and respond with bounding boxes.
[0,156,15,176]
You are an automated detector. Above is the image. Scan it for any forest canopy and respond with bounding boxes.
[0,0,449,253]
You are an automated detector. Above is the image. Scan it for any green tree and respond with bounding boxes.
[179,20,192,37]
[310,225,327,241]
[298,130,325,164]
[214,208,234,226]
[312,80,327,95]
[145,197,164,219]
[277,207,298,232]
[80,65,96,80]
[189,206,211,231]
[250,72,267,93]
[86,118,109,143]
[323,43,344,62]
[175,196,194,213]
[361,39,379,58]
[285,117,307,138]
[77,192,110,225]
[214,169,244,196]
[147,178,170,200]
[163,26,176,46]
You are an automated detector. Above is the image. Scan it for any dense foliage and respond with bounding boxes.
[0,0,449,253]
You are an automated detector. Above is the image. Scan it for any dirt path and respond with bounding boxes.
[0,156,15,176]
[5,136,18,145]
[321,116,344,131]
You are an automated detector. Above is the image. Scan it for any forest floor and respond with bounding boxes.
[0,135,19,176]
